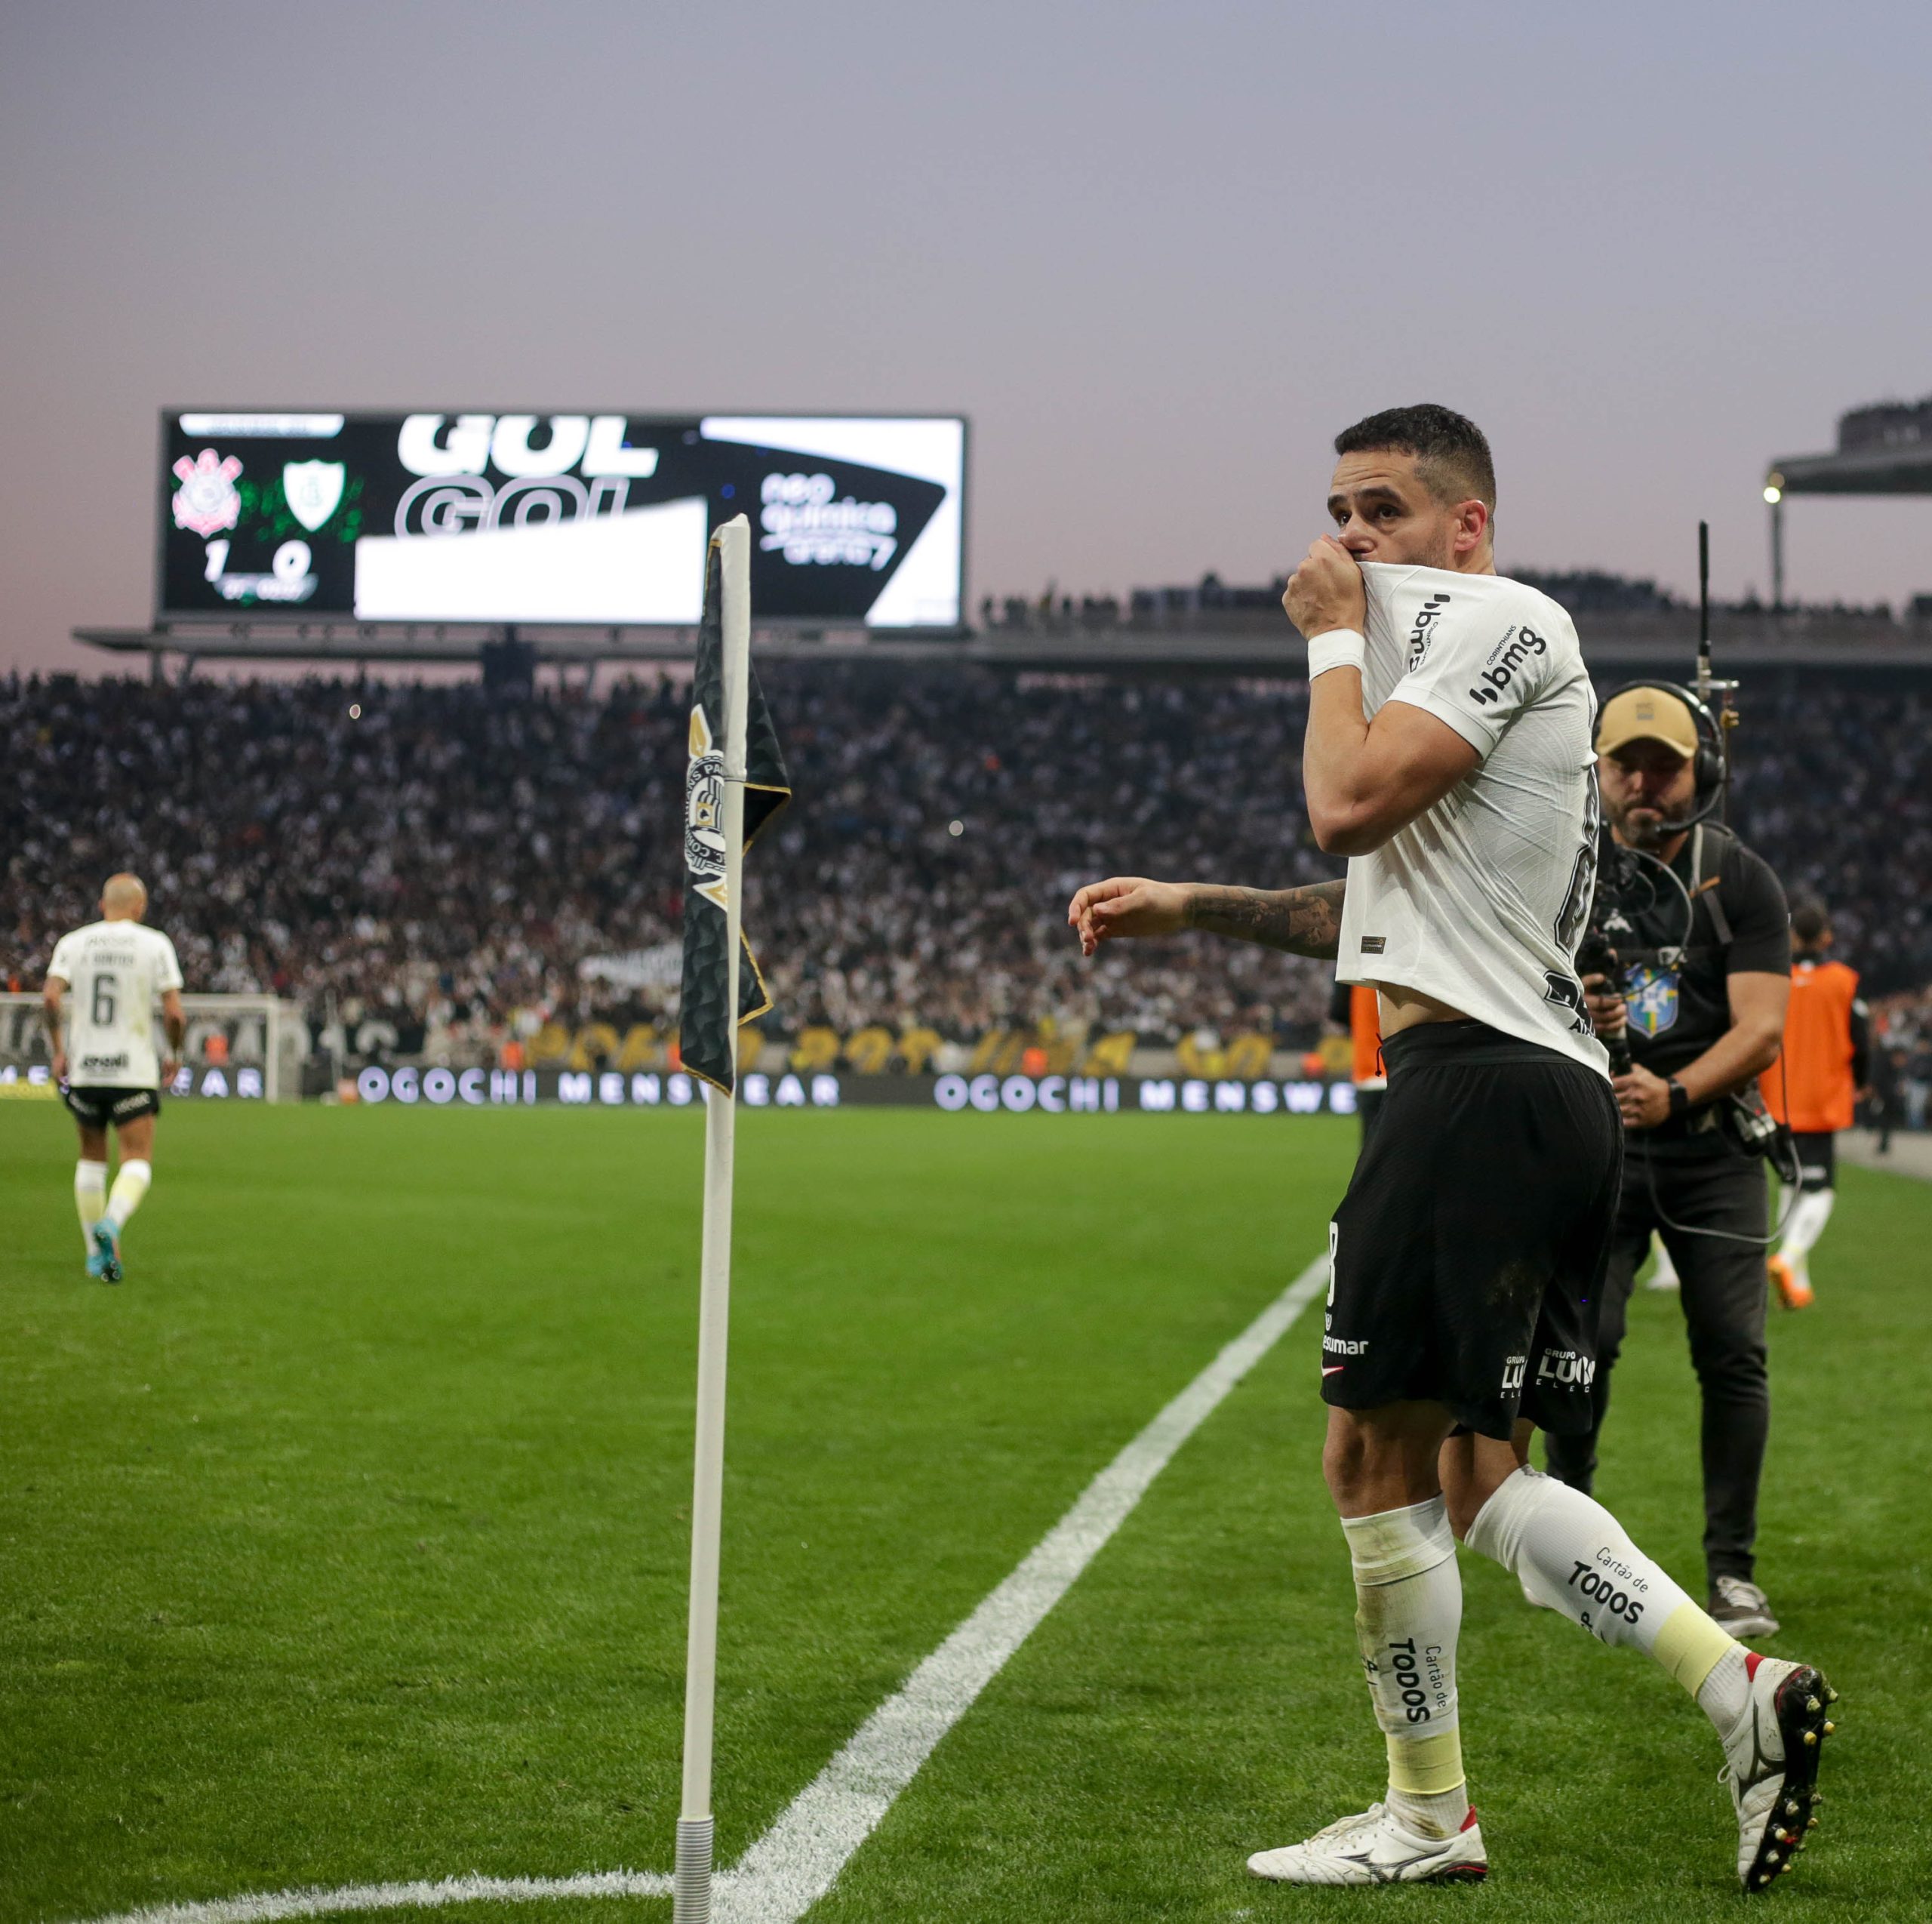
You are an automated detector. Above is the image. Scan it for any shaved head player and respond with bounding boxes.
[1069,407,1836,1892]
[43,873,186,1282]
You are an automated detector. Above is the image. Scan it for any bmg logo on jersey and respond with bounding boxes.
[1466,624,1549,706]
[1406,592,1451,670]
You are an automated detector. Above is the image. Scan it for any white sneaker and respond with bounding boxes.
[1711,1575,1781,1639]
[1247,1802,1487,1885]
[1721,1654,1837,1892]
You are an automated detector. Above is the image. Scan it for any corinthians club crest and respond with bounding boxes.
[685,702,729,913]
[282,460,345,532]
[171,449,243,537]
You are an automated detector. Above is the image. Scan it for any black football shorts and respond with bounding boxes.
[1320,1020,1622,1441]
[63,1084,162,1129]
[1790,1130,1835,1190]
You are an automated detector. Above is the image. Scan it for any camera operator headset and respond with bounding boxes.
[1546,645,1798,1639]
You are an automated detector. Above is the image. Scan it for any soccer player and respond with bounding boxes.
[42,873,186,1283]
[1761,901,1870,1308]
[1069,406,1835,1892]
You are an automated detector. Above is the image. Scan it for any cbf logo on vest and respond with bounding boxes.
[1624,965,1681,1036]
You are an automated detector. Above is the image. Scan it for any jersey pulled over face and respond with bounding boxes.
[1336,564,1610,1077]
[48,920,185,1089]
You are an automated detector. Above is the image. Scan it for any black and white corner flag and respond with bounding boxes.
[678,531,791,1094]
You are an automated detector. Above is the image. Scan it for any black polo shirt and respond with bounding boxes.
[1606,823,1789,1156]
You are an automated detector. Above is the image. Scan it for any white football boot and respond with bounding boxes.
[1721,1653,1837,1893]
[1247,1802,1487,1885]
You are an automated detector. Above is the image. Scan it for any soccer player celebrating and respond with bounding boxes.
[1761,900,1870,1307]
[1068,407,1835,1892]
[42,873,186,1283]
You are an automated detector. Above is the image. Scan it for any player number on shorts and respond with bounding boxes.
[91,972,117,1027]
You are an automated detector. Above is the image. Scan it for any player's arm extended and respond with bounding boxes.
[42,973,68,1079]
[1068,878,1344,959]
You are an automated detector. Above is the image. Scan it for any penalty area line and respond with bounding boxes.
[54,1254,1329,1924]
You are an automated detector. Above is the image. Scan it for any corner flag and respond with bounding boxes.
[678,526,790,1094]
[672,517,789,1924]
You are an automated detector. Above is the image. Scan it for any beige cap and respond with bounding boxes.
[1596,685,1698,759]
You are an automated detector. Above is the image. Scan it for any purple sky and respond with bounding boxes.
[4,2,1929,674]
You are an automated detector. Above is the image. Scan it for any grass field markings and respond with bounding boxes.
[60,1871,678,1924]
[49,1250,1330,1924]
[712,1252,1331,1924]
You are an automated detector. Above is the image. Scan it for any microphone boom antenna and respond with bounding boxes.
[1697,519,1712,709]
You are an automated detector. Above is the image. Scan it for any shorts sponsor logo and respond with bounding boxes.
[1466,624,1548,706]
[1500,1353,1527,1393]
[1537,1348,1596,1390]
[1568,1559,1645,1627]
[1322,1336,1369,1355]
[1359,936,1386,956]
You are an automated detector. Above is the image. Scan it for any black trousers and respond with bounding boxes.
[1543,1144,1770,1589]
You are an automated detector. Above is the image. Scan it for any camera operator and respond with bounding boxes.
[1544,687,1791,1638]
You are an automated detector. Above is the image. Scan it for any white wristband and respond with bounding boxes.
[1306,629,1367,680]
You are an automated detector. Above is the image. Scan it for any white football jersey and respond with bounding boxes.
[46,919,185,1088]
[1335,563,1608,1076]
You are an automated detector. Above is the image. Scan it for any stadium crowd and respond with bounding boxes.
[3,666,1930,1080]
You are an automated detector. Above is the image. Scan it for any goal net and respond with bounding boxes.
[0,992,307,1101]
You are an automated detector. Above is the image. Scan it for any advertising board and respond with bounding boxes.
[159,412,966,628]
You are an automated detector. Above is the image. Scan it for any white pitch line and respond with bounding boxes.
[54,1254,1328,1924]
[60,1873,678,1924]
[714,1251,1329,1924]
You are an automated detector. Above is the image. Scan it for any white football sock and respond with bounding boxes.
[75,1159,108,1252]
[1780,1189,1835,1269]
[1648,1235,1679,1287]
[1341,1497,1468,1839]
[105,1158,152,1231]
[1466,1467,1744,1731]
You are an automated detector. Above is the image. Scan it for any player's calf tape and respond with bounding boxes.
[1343,1497,1455,1585]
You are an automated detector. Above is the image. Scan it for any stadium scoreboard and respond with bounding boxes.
[158,411,967,629]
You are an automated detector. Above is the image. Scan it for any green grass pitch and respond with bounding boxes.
[2,1102,1928,1922]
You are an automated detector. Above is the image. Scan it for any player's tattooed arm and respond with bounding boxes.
[1183,879,1346,958]
[1068,875,1344,958]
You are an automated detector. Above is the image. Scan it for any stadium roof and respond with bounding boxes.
[1767,395,1932,495]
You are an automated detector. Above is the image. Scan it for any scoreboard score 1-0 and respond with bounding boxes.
[158,411,966,629]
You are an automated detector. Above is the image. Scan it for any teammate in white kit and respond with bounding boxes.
[42,873,186,1283]
[1069,408,1835,1892]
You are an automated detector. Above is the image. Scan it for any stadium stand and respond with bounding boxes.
[2,663,1929,1088]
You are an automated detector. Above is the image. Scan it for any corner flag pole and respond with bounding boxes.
[675,516,752,1924]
